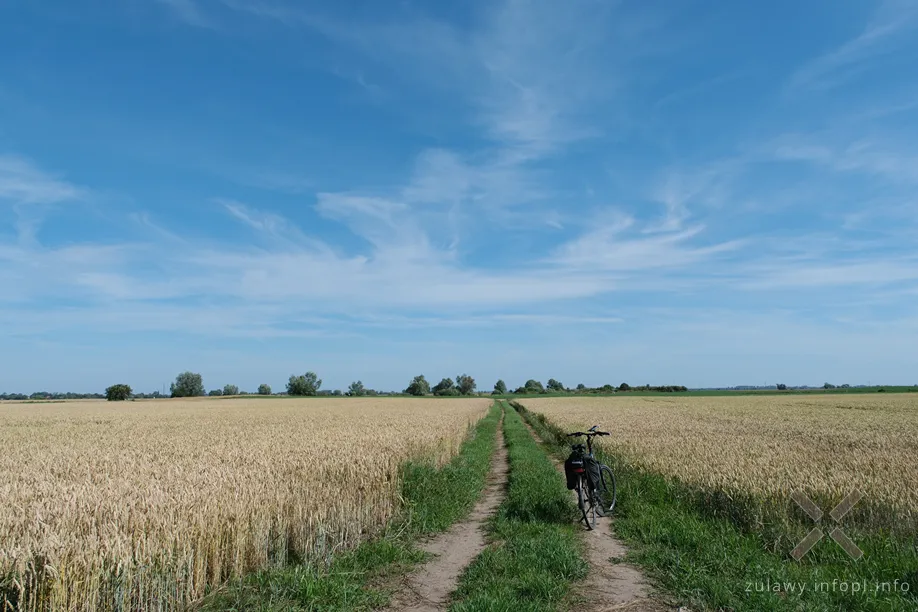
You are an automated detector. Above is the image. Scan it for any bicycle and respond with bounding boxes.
[565,426,617,530]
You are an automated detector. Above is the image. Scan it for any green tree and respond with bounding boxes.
[171,372,205,398]
[405,375,430,396]
[618,382,631,391]
[493,379,508,395]
[576,383,586,391]
[208,389,223,396]
[456,373,476,395]
[776,383,787,391]
[823,382,836,389]
[223,384,239,396]
[524,379,544,394]
[347,380,366,397]
[105,384,132,402]
[287,372,322,396]
[257,384,272,395]
[546,378,564,392]
[432,377,457,396]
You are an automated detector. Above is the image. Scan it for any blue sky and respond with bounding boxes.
[2,0,917,393]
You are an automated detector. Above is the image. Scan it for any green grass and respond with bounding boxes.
[197,402,501,611]
[516,403,918,612]
[450,402,587,611]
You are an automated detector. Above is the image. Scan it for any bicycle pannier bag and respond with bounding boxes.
[584,455,602,490]
[564,452,585,490]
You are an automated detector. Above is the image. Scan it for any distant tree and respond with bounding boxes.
[600,384,615,393]
[840,383,851,389]
[546,379,565,392]
[347,381,367,397]
[208,389,223,396]
[524,379,545,394]
[618,382,631,391]
[576,383,586,391]
[405,375,431,397]
[257,384,272,396]
[456,374,476,395]
[105,384,132,402]
[776,383,787,391]
[287,372,321,396]
[223,384,239,396]
[171,372,205,398]
[333,389,343,396]
[493,379,508,395]
[432,377,457,396]
[823,382,836,389]
[366,389,379,396]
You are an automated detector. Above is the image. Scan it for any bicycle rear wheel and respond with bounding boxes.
[597,465,617,514]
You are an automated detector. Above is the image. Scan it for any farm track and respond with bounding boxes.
[386,413,509,611]
[521,419,675,612]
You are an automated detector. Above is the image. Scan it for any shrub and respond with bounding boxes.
[105,384,132,402]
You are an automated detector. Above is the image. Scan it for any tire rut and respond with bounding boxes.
[386,414,509,611]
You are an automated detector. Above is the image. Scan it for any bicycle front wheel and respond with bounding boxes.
[576,478,592,530]
[597,465,617,514]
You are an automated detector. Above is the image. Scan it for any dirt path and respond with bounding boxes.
[386,415,509,612]
[522,421,675,612]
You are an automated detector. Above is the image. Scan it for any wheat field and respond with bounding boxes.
[522,394,918,533]
[0,397,490,611]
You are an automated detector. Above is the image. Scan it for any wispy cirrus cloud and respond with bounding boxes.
[786,0,918,93]
[0,155,85,244]
[0,155,83,205]
[155,0,216,29]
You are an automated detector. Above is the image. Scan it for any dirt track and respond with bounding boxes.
[386,416,509,611]
[523,421,674,612]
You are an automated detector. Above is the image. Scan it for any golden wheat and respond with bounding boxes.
[522,394,918,531]
[0,397,489,611]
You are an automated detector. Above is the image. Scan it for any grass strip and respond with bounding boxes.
[450,401,587,611]
[198,402,501,611]
[514,402,918,612]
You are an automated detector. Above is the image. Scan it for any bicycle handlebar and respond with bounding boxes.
[566,431,610,437]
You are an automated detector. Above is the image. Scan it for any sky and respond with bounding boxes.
[1,0,917,393]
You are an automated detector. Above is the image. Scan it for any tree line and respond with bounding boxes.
[3,372,688,402]
[495,379,687,394]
